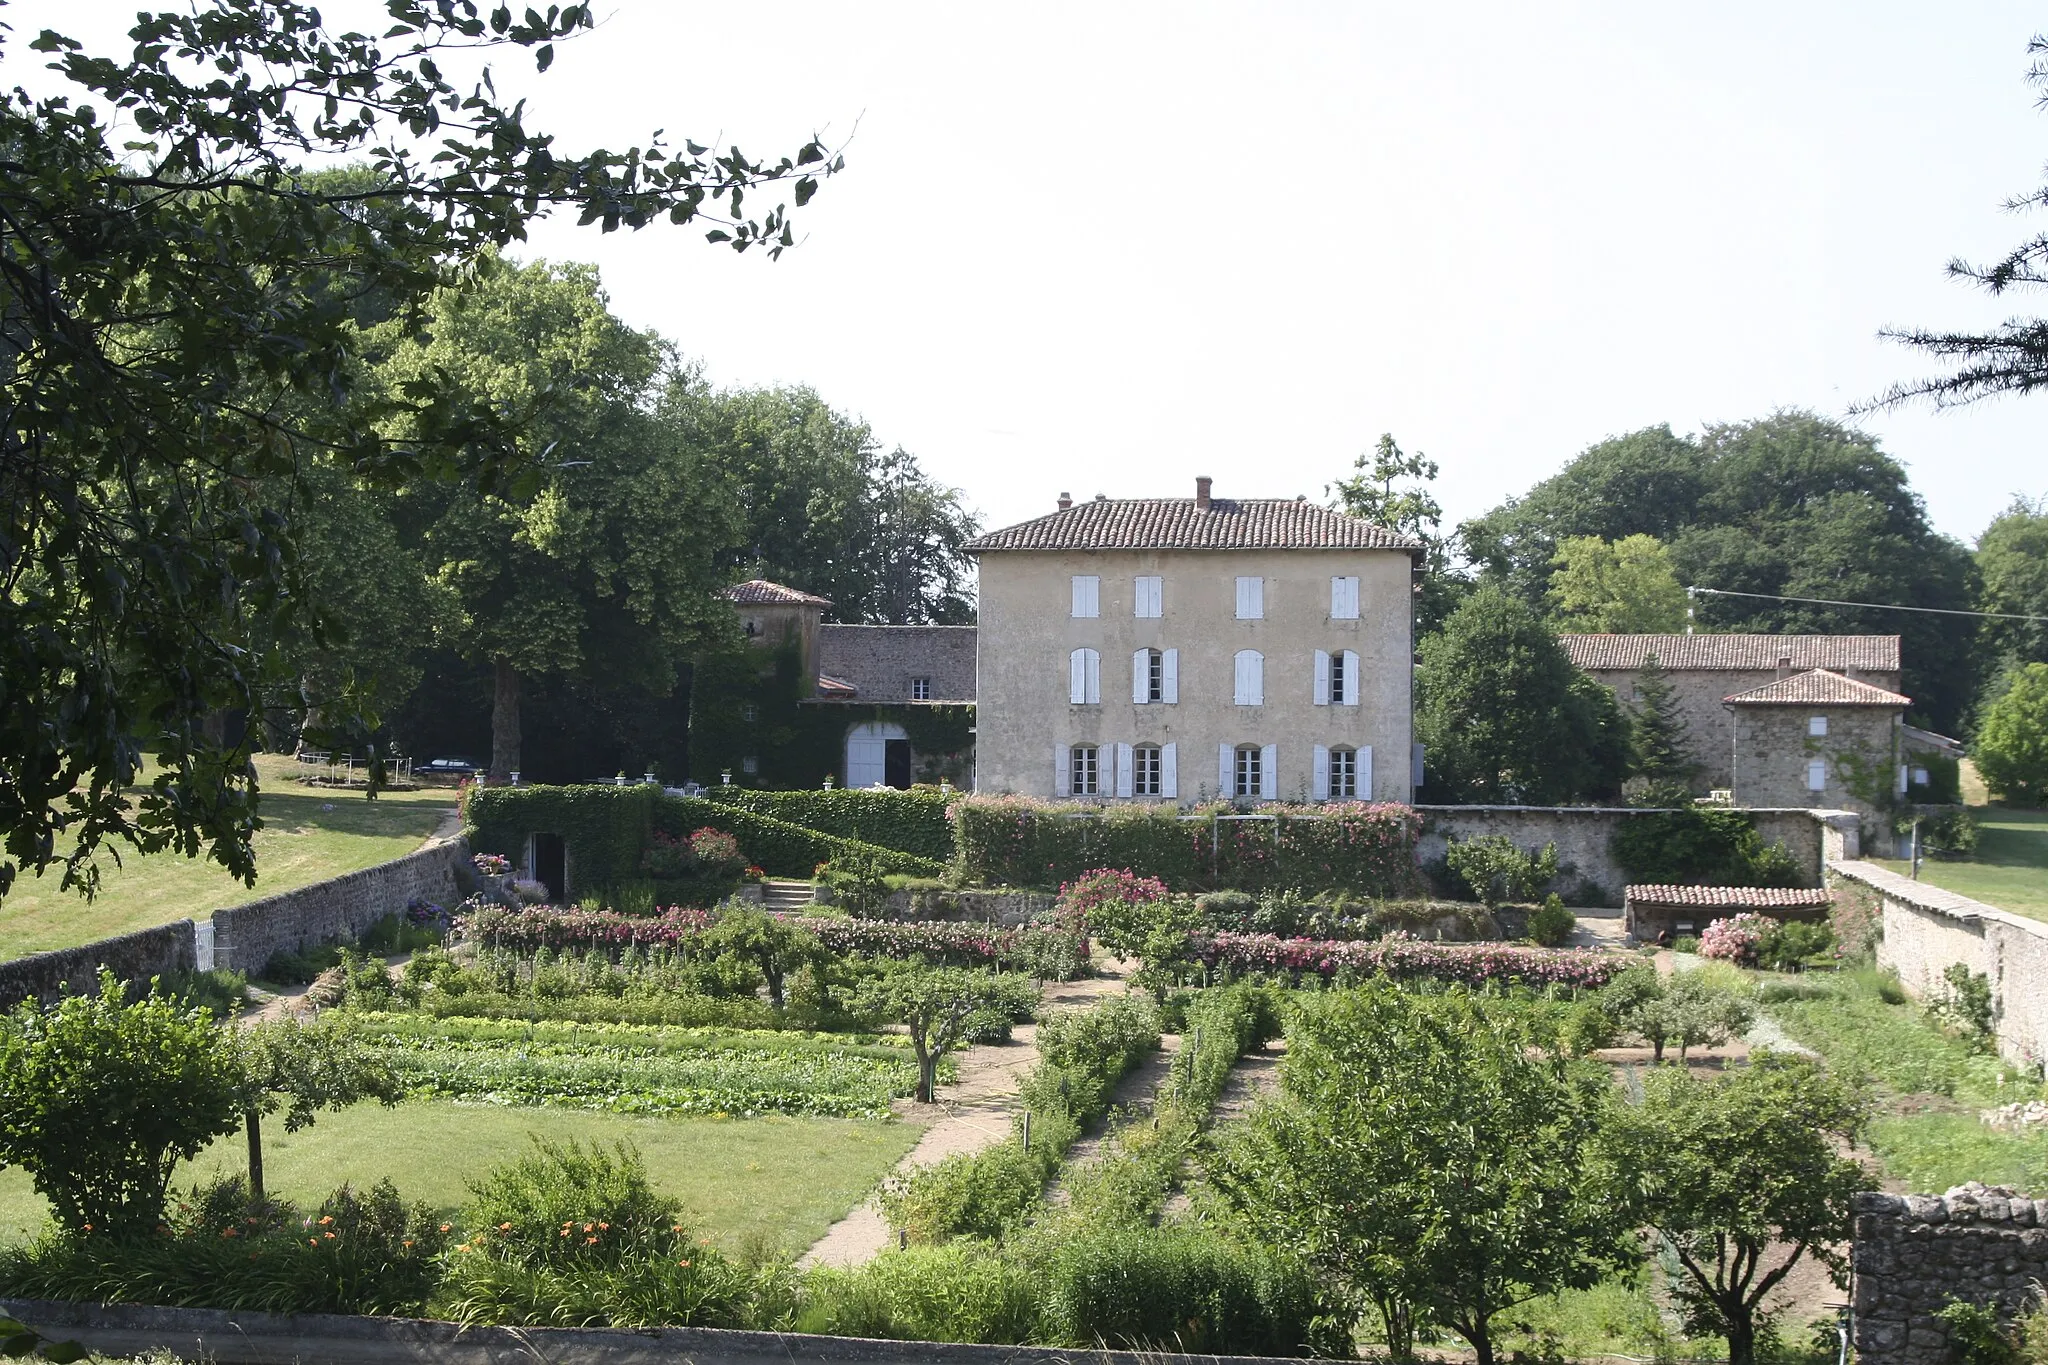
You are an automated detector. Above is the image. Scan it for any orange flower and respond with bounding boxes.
[585,1236,598,1245]
[677,1259,691,1268]
[403,1240,415,1249]
[221,1227,238,1239]
[319,1216,333,1225]
[309,1238,319,1247]
[498,1222,513,1231]
[439,1224,452,1233]
[583,1223,594,1233]
[324,1232,336,1240]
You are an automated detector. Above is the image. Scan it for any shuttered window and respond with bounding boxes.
[1134,576,1163,618]
[1069,648,1100,704]
[1233,650,1264,705]
[1235,576,1264,619]
[1071,745,1100,796]
[1331,576,1359,619]
[1233,745,1261,798]
[1806,759,1827,792]
[1071,575,1100,618]
[1329,746,1358,798]
[1132,745,1163,797]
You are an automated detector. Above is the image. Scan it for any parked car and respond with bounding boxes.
[420,756,480,777]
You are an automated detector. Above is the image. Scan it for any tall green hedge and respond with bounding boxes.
[953,797,1423,894]
[467,784,942,889]
[707,788,957,862]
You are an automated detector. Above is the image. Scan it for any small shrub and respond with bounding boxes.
[1919,808,1982,857]
[1445,835,1559,909]
[1755,919,1834,973]
[460,1138,678,1270]
[1671,934,1701,955]
[796,1243,1039,1343]
[1937,963,1997,1048]
[817,854,892,917]
[148,969,250,1020]
[1528,895,1576,948]
[1699,913,1771,967]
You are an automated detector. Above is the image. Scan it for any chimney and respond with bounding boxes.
[1777,655,1794,680]
[1195,476,1212,511]
[1057,492,1072,511]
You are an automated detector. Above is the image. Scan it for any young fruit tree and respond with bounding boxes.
[1598,1053,1866,1365]
[856,965,1034,1103]
[1212,984,1635,1365]
[234,1016,404,1203]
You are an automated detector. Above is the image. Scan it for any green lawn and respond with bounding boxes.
[0,754,455,961]
[1872,805,2048,920]
[0,1102,922,1256]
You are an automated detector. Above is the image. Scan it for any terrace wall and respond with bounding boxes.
[209,837,467,973]
[1853,1184,2048,1365]
[0,920,197,1010]
[1836,858,2048,1069]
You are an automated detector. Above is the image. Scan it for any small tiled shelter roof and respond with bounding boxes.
[1626,885,1834,912]
[720,579,831,607]
[1723,668,1911,708]
[965,498,1422,553]
[1561,633,1900,673]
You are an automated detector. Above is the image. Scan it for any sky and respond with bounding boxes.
[22,2,2048,549]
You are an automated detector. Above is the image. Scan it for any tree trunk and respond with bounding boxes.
[1376,1296,1417,1363]
[765,964,785,1011]
[1726,1310,1755,1365]
[1652,1036,1666,1063]
[912,1034,935,1103]
[245,1108,265,1204]
[490,658,522,781]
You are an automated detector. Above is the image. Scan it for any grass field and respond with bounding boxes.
[0,754,455,961]
[1872,805,2048,920]
[0,1102,923,1255]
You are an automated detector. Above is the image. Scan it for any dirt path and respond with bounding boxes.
[798,960,1136,1269]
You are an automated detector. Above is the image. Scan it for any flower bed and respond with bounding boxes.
[783,915,1090,980]
[1194,932,1624,990]
[463,904,716,951]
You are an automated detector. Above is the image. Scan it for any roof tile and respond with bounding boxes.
[721,579,832,607]
[964,498,1422,553]
[1626,884,1835,910]
[1724,668,1911,707]
[1562,633,1900,672]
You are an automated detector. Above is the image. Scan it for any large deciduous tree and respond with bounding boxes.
[1329,433,1466,631]
[1978,497,2048,675]
[1415,585,1630,804]
[1547,534,1688,633]
[1213,986,1634,1365]
[384,259,743,781]
[1976,663,2048,805]
[0,1,841,902]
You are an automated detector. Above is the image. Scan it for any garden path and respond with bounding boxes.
[797,957,1138,1269]
[1156,1037,1286,1219]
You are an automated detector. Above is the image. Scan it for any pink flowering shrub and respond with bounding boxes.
[1698,913,1770,966]
[1057,868,1169,930]
[1194,931,1624,990]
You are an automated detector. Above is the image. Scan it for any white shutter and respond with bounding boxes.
[1332,576,1359,619]
[1054,747,1069,797]
[1807,759,1827,792]
[1219,743,1234,794]
[1234,651,1263,705]
[1312,744,1330,800]
[1071,575,1099,618]
[1341,650,1360,707]
[1313,650,1331,706]
[1411,743,1426,791]
[1236,576,1264,619]
[1260,744,1278,800]
[1116,743,1135,798]
[1161,649,1179,703]
[1135,576,1162,618]
[1358,745,1373,799]
[1070,650,1088,704]
[1085,649,1101,704]
[1161,743,1178,798]
[1133,649,1150,704]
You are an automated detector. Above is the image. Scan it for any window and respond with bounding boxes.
[1331,576,1359,619]
[1134,575,1163,618]
[1234,649,1264,705]
[1069,648,1101,704]
[741,703,758,723]
[1234,744,1261,798]
[741,756,759,776]
[1132,744,1163,797]
[1913,766,1930,786]
[743,617,762,637]
[1235,576,1264,619]
[1806,758,1827,792]
[1329,746,1358,799]
[1071,744,1100,796]
[1313,649,1360,706]
[1071,575,1100,618]
[1808,715,1829,737]
[910,677,932,701]
[1133,648,1164,703]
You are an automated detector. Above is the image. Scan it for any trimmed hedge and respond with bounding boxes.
[955,796,1422,894]
[466,784,942,887]
[708,788,958,863]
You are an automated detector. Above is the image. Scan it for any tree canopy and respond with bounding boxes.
[1329,433,1465,630]
[1978,497,2048,673]
[1547,534,1688,633]
[1459,412,1981,733]
[1976,663,2048,805]
[1,1,841,902]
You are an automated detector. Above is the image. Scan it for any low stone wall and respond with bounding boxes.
[210,837,467,974]
[0,919,198,1010]
[1416,805,1834,905]
[1836,859,2048,1069]
[0,1298,1324,1365]
[1852,1184,2048,1365]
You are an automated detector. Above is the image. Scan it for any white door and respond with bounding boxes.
[845,721,907,789]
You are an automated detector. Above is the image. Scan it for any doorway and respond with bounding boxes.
[845,721,911,789]
[884,738,913,790]
[530,832,567,903]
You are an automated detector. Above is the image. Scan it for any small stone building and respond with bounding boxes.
[1623,883,1834,942]
[1725,668,1908,823]
[1563,633,1901,789]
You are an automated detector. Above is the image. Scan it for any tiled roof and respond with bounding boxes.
[1562,633,1900,673]
[1626,885,1835,910]
[1724,668,1911,708]
[721,579,831,607]
[815,674,857,698]
[964,498,1423,553]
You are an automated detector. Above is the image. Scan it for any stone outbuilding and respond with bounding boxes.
[1623,883,1834,942]
[1725,668,1908,825]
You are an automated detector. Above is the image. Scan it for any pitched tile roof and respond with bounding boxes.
[1724,668,1911,707]
[1562,633,1900,673]
[964,498,1423,553]
[721,579,832,607]
[1625,885,1835,910]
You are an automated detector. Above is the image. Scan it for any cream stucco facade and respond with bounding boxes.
[974,547,1415,803]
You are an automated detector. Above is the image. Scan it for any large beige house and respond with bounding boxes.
[964,479,1422,803]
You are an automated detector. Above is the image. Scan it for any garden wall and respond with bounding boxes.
[1852,1184,2048,1365]
[210,837,466,974]
[0,1299,1328,1365]
[1416,805,1835,904]
[1837,859,2048,1069]
[0,919,197,1010]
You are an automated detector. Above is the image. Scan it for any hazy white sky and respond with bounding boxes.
[26,2,2048,548]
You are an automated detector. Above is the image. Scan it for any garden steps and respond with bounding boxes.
[761,879,816,911]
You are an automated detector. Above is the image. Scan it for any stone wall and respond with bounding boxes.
[1416,805,1832,905]
[1838,859,2048,1069]
[0,919,197,1010]
[1853,1184,2048,1365]
[210,837,467,974]
[1732,704,1899,823]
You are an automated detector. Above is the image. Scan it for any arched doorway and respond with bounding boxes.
[846,721,913,790]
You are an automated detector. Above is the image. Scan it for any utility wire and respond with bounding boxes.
[1686,585,2048,624]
